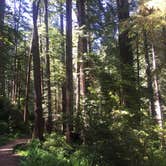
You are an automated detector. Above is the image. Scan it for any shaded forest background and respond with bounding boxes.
[0,0,166,166]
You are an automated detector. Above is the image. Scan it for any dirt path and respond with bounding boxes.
[0,139,29,166]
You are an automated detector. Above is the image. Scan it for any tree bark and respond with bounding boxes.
[143,30,155,117]
[151,44,162,127]
[76,0,87,111]
[24,39,33,123]
[76,0,87,139]
[44,0,52,133]
[59,1,66,133]
[65,0,73,142]
[0,0,6,96]
[32,0,44,141]
[117,0,138,111]
[12,0,22,103]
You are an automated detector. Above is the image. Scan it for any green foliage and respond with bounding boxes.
[18,126,166,166]
[0,97,27,135]
[19,133,97,166]
[21,139,67,166]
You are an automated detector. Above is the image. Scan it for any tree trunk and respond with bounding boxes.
[0,0,6,96]
[143,30,155,116]
[44,0,52,133]
[12,0,22,103]
[32,0,44,141]
[24,39,33,123]
[117,0,138,111]
[65,0,73,142]
[76,0,87,110]
[151,44,162,127]
[60,1,66,133]
[76,0,87,138]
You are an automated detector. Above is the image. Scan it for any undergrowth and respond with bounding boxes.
[16,131,166,166]
[18,133,95,166]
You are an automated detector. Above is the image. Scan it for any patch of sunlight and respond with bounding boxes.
[17,150,29,157]
[0,148,12,152]
[145,0,166,13]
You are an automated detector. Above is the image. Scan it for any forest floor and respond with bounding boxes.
[0,139,29,166]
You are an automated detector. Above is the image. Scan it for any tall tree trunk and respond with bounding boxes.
[151,44,162,127]
[24,39,33,123]
[143,30,155,116]
[32,0,44,141]
[136,34,141,110]
[0,0,6,96]
[143,31,162,127]
[44,0,52,133]
[38,8,45,100]
[12,0,22,103]
[117,0,138,111]
[76,0,87,109]
[76,0,87,136]
[60,1,66,133]
[65,0,73,142]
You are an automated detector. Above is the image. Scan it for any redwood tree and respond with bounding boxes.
[59,0,66,133]
[32,0,44,141]
[0,0,6,96]
[65,0,73,142]
[117,0,138,112]
[76,0,87,108]
[44,0,52,133]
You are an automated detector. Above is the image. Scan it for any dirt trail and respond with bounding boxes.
[0,139,29,166]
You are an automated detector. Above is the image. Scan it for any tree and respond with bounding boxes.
[59,0,66,133]
[76,0,87,135]
[151,44,162,127]
[143,30,155,116]
[139,3,163,127]
[117,0,139,112]
[44,0,52,133]
[32,0,44,141]
[0,0,6,96]
[76,0,87,108]
[65,0,73,142]
[24,38,32,123]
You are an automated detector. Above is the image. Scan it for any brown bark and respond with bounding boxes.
[0,0,6,96]
[44,0,52,133]
[12,0,22,103]
[24,39,33,123]
[76,0,87,138]
[60,0,66,134]
[76,0,87,111]
[65,0,73,142]
[117,0,138,111]
[32,0,44,141]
